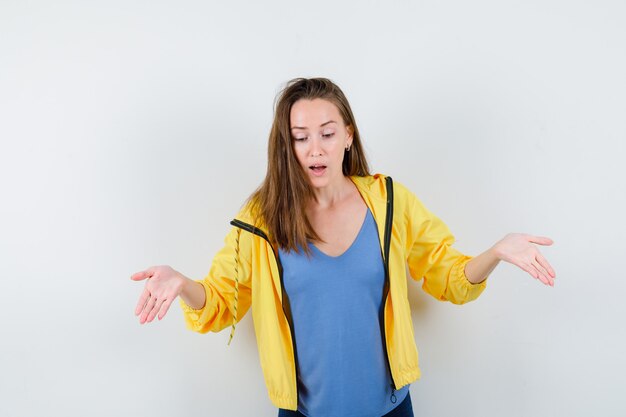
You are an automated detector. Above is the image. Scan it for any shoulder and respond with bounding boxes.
[232,196,267,230]
[351,173,417,204]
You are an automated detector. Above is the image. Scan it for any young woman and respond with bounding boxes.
[131,77,556,417]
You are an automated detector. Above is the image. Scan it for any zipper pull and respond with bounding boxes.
[390,383,397,404]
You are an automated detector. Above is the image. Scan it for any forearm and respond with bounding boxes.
[464,246,500,284]
[179,275,207,310]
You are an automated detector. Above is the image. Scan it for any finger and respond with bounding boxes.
[147,298,166,323]
[519,262,539,280]
[528,235,554,246]
[140,295,158,324]
[134,288,151,316]
[531,260,553,287]
[520,261,549,286]
[130,267,155,281]
[158,299,174,320]
[536,253,556,278]
[529,264,550,285]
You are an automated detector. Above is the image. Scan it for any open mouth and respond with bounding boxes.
[309,164,327,175]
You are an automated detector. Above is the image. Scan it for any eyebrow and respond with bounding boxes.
[290,120,337,130]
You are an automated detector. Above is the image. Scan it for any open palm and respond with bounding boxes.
[492,233,556,286]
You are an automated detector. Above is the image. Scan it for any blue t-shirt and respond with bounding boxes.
[279,207,409,417]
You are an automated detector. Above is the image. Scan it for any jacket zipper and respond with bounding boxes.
[381,176,397,401]
[229,218,300,407]
[230,175,395,405]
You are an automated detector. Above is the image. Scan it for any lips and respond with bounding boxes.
[309,164,327,176]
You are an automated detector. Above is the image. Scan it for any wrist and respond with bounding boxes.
[178,274,207,310]
[489,243,503,261]
[178,273,193,296]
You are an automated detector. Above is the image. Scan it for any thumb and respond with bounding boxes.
[130,269,154,281]
[528,235,554,246]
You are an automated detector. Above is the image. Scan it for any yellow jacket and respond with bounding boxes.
[179,174,488,410]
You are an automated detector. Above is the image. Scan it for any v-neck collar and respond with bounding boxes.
[309,207,372,259]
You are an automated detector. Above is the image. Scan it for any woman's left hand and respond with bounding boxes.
[492,233,556,286]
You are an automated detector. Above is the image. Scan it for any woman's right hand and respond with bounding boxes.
[131,265,185,324]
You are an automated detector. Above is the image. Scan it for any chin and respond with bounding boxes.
[307,170,343,190]
[308,176,329,188]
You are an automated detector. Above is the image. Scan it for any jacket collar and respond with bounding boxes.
[233,174,389,243]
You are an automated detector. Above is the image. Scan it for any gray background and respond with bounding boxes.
[1,1,624,416]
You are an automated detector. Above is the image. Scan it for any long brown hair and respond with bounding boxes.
[248,77,371,254]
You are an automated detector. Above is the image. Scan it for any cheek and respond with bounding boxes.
[331,142,345,162]
[292,143,307,165]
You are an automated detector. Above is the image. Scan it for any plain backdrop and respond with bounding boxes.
[1,1,624,416]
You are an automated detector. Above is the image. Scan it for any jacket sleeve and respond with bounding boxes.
[179,224,253,333]
[403,187,487,304]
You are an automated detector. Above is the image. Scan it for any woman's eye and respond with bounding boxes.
[294,137,307,141]
[322,133,334,138]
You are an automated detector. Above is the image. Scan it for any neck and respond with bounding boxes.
[310,175,354,209]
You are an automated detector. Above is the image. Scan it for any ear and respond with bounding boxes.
[346,125,354,142]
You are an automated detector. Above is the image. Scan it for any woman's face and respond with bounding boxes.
[290,98,353,189]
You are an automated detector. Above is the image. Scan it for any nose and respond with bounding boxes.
[309,136,323,157]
